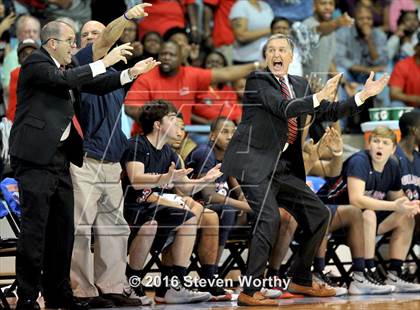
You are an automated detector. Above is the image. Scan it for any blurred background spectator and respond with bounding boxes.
[193,51,242,124]
[389,33,420,108]
[0,0,418,164]
[6,38,37,121]
[203,0,235,64]
[265,0,313,22]
[141,31,161,59]
[336,4,388,84]
[229,0,273,64]
[135,0,199,43]
[302,0,353,84]
[1,14,39,104]
[387,9,419,64]
[338,0,391,32]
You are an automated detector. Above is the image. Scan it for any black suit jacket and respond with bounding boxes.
[222,70,362,184]
[10,47,122,167]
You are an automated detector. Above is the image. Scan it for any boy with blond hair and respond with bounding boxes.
[319,126,420,293]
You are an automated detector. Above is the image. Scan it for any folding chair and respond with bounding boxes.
[375,233,392,279]
[0,178,21,310]
[324,232,353,286]
[218,226,252,279]
[139,249,164,279]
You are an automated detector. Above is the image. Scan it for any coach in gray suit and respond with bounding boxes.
[222,33,388,306]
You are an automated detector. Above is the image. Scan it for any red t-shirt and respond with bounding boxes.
[7,67,20,122]
[204,0,235,47]
[137,0,196,39]
[389,56,420,107]
[194,84,241,122]
[125,66,213,134]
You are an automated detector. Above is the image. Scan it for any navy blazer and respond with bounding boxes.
[10,47,122,167]
[222,69,362,184]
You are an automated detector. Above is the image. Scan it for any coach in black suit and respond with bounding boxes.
[222,34,389,306]
[9,21,134,310]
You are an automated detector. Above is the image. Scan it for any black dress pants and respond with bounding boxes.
[239,160,330,294]
[11,146,74,301]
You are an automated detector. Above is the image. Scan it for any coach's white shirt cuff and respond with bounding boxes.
[312,94,320,108]
[354,92,364,106]
[90,60,107,77]
[120,69,134,85]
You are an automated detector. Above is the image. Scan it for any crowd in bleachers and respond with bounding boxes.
[0,0,419,308]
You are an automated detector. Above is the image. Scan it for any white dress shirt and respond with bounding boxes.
[51,57,134,141]
[274,74,364,151]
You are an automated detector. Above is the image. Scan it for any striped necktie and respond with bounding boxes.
[279,77,298,145]
[59,65,84,139]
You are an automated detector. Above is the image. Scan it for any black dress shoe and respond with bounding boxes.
[44,296,89,310]
[16,299,41,310]
[76,296,114,308]
[101,293,142,307]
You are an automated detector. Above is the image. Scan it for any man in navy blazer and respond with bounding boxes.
[222,33,389,306]
[9,21,134,310]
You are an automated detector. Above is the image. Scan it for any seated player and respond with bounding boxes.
[122,100,223,304]
[396,110,420,202]
[395,111,420,278]
[171,116,245,301]
[318,126,420,293]
[170,115,198,162]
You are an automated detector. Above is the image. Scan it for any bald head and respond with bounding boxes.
[41,21,76,66]
[80,21,105,48]
[41,21,73,45]
[17,15,41,42]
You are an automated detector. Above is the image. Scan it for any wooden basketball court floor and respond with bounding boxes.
[141,294,420,310]
[4,293,420,309]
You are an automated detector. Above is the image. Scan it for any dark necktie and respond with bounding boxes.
[59,65,84,139]
[279,77,298,145]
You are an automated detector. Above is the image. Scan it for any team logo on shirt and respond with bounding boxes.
[137,188,152,203]
[401,174,420,200]
[179,87,190,96]
[365,190,386,200]
[215,182,229,196]
[405,189,419,201]
[203,97,213,105]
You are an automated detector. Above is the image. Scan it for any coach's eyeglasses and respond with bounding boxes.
[45,38,77,47]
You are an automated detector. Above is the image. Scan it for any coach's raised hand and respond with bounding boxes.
[129,57,160,79]
[359,71,389,102]
[125,2,152,19]
[315,73,342,102]
[102,42,133,67]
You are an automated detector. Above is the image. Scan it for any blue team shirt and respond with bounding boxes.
[318,150,402,205]
[395,145,420,201]
[75,44,128,162]
[122,136,180,208]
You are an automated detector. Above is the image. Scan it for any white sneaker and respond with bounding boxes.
[349,272,393,295]
[385,271,420,293]
[313,271,348,296]
[156,285,211,304]
[260,287,282,299]
[364,268,396,293]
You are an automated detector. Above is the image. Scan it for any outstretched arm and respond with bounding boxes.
[92,3,152,61]
[317,71,389,122]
